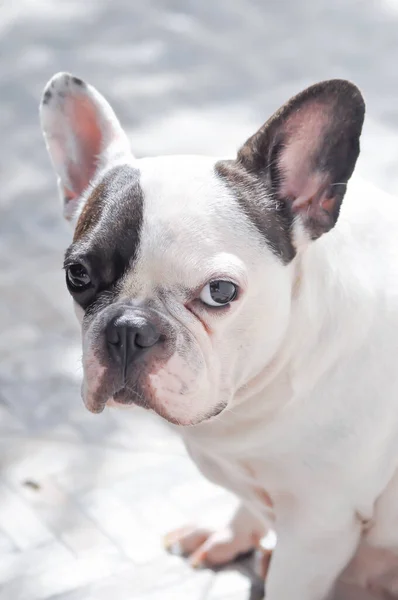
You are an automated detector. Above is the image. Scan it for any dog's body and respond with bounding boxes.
[40,73,398,598]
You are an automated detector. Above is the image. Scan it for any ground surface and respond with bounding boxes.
[2,0,398,598]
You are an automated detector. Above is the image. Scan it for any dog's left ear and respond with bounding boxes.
[238,79,365,241]
[40,72,131,219]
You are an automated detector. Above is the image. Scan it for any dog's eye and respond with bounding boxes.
[200,280,238,307]
[66,263,91,291]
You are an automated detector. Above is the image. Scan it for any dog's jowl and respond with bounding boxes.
[41,72,398,599]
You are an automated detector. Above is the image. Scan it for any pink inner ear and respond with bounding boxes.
[63,95,103,196]
[278,103,330,202]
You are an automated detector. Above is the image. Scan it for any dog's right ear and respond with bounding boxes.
[40,72,131,220]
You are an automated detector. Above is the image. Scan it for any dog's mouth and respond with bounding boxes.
[111,386,149,409]
[81,338,219,425]
[82,379,147,415]
[84,378,228,426]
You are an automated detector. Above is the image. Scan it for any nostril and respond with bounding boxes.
[135,323,161,348]
[106,321,122,346]
[106,320,128,370]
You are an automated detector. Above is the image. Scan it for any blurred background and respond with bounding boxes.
[1,0,398,598]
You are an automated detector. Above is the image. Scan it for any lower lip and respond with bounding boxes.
[106,397,135,409]
[106,398,119,408]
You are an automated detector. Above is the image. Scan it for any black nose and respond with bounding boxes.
[105,314,160,369]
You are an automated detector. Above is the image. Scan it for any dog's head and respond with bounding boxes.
[40,73,364,426]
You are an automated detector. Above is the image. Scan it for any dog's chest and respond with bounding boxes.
[184,426,297,524]
[227,459,276,522]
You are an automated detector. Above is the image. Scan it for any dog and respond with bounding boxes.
[40,72,398,599]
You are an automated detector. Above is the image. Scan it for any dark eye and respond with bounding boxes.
[66,263,92,291]
[200,280,238,307]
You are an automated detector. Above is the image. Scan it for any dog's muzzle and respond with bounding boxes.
[82,302,173,414]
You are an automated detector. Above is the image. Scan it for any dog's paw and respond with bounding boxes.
[164,524,275,572]
[164,524,255,568]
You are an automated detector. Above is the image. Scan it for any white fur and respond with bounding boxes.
[41,73,398,598]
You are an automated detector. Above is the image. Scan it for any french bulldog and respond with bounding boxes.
[40,72,398,599]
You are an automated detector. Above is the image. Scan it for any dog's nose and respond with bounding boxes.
[105,314,160,367]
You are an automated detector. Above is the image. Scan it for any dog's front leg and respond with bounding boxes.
[266,506,361,600]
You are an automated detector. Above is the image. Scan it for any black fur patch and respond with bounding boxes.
[42,89,52,105]
[65,165,143,310]
[71,76,84,86]
[215,159,296,264]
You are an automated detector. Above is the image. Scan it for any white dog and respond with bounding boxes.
[40,72,398,599]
